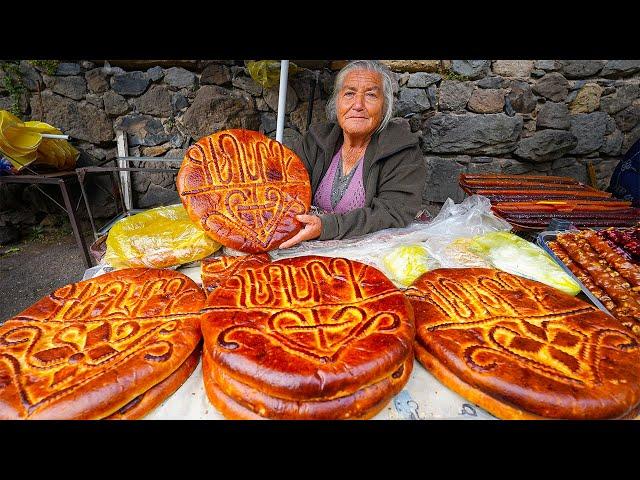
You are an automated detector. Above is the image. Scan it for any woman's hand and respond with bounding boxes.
[279,214,322,249]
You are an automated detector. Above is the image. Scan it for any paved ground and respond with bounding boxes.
[0,232,90,321]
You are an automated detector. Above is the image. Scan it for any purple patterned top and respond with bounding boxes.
[314,149,366,214]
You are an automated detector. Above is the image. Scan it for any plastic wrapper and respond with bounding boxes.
[466,231,581,296]
[246,60,298,89]
[439,238,492,268]
[382,244,437,287]
[271,195,511,287]
[425,195,512,237]
[103,204,221,269]
[0,110,79,171]
[272,195,576,294]
[414,195,513,268]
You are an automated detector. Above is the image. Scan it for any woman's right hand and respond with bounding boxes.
[278,215,322,249]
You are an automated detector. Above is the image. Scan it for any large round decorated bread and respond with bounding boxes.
[406,268,640,419]
[176,129,312,253]
[201,255,415,419]
[0,269,204,419]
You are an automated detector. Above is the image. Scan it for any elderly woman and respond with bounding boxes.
[280,60,427,249]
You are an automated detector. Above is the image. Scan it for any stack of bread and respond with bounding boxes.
[200,254,415,419]
[0,269,204,419]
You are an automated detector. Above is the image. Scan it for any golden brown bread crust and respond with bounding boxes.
[407,268,640,419]
[203,368,267,420]
[201,254,271,292]
[203,346,412,419]
[105,344,201,420]
[202,351,400,419]
[414,342,542,420]
[176,129,312,253]
[202,255,415,400]
[0,268,204,419]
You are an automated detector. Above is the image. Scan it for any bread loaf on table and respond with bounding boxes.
[201,255,415,419]
[0,268,204,419]
[406,268,640,420]
[105,344,202,420]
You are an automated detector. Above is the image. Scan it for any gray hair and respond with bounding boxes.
[326,60,395,134]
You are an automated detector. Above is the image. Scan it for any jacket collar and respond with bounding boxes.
[309,121,418,167]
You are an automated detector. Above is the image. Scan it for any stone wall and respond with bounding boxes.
[1,59,639,240]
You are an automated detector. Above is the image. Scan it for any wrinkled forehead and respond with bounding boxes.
[341,69,383,90]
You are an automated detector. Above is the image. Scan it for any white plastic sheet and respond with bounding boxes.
[271,195,513,287]
[144,358,496,420]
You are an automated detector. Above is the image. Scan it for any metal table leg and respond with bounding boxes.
[76,169,98,240]
[59,178,92,268]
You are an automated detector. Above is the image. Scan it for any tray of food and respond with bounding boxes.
[537,227,640,335]
[459,173,640,231]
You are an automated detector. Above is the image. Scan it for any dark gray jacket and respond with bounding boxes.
[291,121,426,240]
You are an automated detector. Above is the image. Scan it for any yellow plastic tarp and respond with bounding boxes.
[104,204,222,269]
[0,110,79,171]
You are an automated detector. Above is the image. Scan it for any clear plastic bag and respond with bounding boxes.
[424,194,512,237]
[270,195,578,293]
[103,204,221,269]
[421,195,513,268]
[271,195,511,287]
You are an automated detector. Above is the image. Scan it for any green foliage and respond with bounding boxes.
[28,225,44,241]
[0,61,27,117]
[0,247,20,256]
[28,60,59,76]
[0,59,58,118]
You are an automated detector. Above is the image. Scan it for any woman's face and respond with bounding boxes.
[336,69,385,138]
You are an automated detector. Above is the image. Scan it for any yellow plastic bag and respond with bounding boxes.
[104,204,221,269]
[246,60,298,89]
[0,110,79,171]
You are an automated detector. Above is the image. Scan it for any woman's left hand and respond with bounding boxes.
[279,214,322,249]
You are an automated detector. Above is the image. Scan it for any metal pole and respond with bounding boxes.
[116,130,132,211]
[40,134,69,139]
[59,178,93,268]
[275,60,289,143]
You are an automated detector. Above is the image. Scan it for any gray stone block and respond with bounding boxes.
[423,113,523,155]
[513,129,578,162]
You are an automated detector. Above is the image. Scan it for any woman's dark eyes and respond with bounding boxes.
[343,91,378,98]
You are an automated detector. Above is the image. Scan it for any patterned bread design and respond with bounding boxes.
[177,129,311,253]
[201,255,415,419]
[0,269,204,419]
[407,268,640,419]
